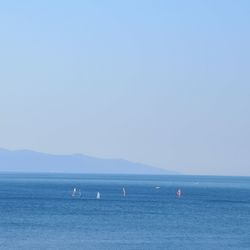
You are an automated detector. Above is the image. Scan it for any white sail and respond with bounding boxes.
[72,188,77,197]
[176,189,182,198]
[122,187,126,197]
[96,192,101,199]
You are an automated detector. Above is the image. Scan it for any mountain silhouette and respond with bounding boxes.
[0,148,177,174]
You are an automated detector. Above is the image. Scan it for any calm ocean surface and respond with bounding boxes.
[0,174,249,250]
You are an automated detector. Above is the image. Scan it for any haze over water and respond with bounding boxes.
[0,1,249,176]
[0,173,249,250]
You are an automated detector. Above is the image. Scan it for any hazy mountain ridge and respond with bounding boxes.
[0,148,177,175]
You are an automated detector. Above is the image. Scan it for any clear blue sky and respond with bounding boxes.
[0,0,249,175]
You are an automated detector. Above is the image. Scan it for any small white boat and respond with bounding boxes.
[96,192,101,200]
[176,189,182,198]
[72,187,81,197]
[122,187,126,197]
[155,186,161,189]
[72,188,77,196]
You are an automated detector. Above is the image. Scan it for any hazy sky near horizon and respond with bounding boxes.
[0,1,249,175]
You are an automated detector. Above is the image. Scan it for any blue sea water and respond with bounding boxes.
[0,174,250,250]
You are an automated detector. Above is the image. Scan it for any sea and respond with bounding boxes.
[0,173,249,250]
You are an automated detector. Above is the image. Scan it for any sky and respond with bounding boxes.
[0,0,249,176]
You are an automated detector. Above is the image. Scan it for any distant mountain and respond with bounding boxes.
[0,148,177,175]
